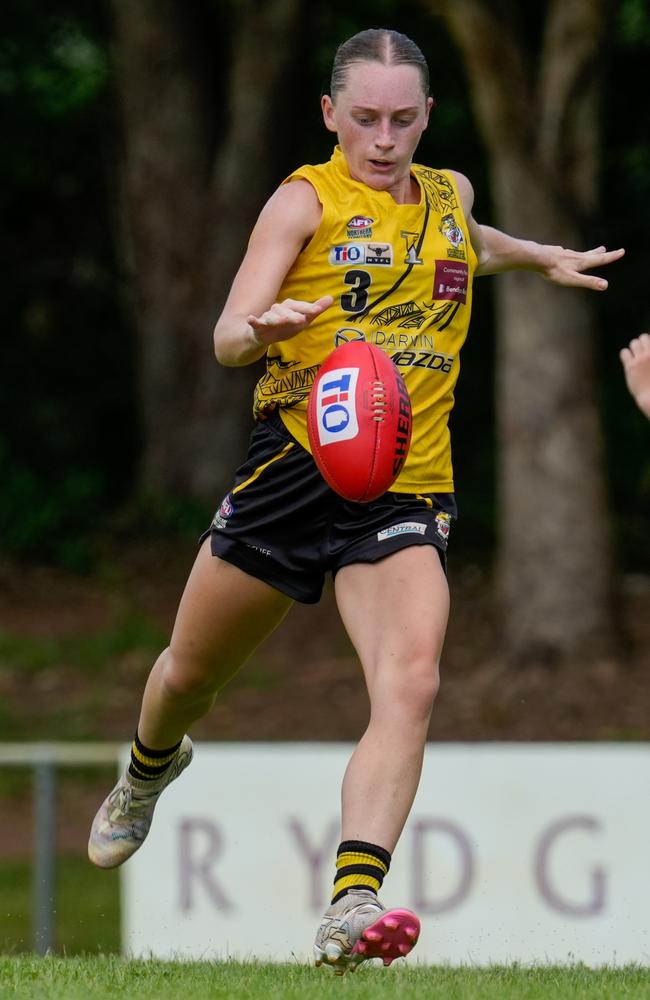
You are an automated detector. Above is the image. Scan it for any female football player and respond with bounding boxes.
[89,27,624,972]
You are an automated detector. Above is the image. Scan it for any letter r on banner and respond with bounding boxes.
[178,818,233,912]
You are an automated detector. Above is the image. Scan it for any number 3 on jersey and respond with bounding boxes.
[341,269,372,313]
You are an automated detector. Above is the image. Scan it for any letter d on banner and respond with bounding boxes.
[411,818,474,915]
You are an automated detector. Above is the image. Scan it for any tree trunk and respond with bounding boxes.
[111,0,301,501]
[427,0,614,663]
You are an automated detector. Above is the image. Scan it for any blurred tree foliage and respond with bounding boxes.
[1,0,647,571]
[0,1,137,568]
[599,0,650,572]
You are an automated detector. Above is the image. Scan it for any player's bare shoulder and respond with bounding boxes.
[445,170,475,216]
[253,178,323,250]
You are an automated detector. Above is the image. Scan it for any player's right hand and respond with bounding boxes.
[247,296,334,346]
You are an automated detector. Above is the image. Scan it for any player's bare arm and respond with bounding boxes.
[213,180,334,366]
[450,169,625,291]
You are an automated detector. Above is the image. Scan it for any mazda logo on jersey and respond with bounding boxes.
[334,328,366,347]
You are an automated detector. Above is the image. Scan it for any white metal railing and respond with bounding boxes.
[0,742,122,954]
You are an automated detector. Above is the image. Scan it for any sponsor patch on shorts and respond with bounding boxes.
[212,493,234,530]
[435,511,451,540]
[377,521,427,541]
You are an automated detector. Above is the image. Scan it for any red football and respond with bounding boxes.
[307,341,412,502]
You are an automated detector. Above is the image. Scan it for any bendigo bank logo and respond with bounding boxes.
[433,260,469,304]
[315,367,360,445]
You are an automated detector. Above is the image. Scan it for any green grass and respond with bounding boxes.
[1,958,649,999]
[0,856,120,955]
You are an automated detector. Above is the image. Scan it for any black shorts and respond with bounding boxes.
[200,412,457,604]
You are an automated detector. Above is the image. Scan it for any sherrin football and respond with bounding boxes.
[307,341,412,502]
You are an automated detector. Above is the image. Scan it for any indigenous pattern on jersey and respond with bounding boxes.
[252,145,477,492]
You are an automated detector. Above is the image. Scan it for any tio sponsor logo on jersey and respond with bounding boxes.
[329,243,393,266]
[314,366,360,445]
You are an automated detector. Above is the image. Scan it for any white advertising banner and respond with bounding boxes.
[122,743,650,965]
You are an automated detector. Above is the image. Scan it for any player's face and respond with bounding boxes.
[321,62,433,202]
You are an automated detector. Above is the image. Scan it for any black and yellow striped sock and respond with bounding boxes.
[128,732,182,782]
[331,839,391,904]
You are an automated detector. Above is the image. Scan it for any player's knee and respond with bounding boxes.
[159,646,216,701]
[406,660,440,713]
[379,656,440,720]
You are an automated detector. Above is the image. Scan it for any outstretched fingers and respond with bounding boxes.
[246,295,334,339]
[550,245,625,291]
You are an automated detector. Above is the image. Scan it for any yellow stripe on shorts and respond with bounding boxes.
[232,442,295,496]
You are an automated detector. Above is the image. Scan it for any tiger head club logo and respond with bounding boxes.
[347,215,374,239]
[435,511,451,541]
[440,214,466,261]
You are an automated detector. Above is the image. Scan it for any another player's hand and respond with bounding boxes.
[620,333,650,419]
[247,296,334,346]
[539,245,625,291]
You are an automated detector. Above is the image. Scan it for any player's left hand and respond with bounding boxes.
[541,245,625,291]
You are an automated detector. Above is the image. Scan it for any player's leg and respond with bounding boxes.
[336,545,448,848]
[88,539,292,868]
[314,545,448,972]
[137,538,293,748]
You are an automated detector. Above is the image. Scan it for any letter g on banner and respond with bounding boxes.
[534,815,606,917]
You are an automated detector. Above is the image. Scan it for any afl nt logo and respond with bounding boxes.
[335,328,366,347]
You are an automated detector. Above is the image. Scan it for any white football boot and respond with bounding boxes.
[88,734,193,869]
[313,888,420,975]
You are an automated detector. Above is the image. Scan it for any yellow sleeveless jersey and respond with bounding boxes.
[252,145,477,493]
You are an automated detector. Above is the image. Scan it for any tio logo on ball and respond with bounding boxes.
[315,366,359,445]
